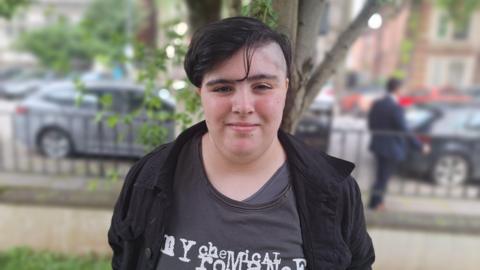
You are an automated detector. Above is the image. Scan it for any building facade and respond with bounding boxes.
[349,1,480,90]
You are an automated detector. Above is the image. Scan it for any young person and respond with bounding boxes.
[108,16,375,270]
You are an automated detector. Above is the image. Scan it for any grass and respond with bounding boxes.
[0,247,111,270]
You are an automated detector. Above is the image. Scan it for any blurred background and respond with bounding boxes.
[1,0,480,269]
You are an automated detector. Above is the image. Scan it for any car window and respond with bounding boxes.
[128,91,144,112]
[431,110,469,134]
[89,88,128,113]
[129,89,175,113]
[466,111,480,129]
[43,87,98,109]
[406,107,435,129]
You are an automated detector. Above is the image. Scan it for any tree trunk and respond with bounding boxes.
[280,0,327,132]
[282,0,396,133]
[228,0,242,16]
[272,0,299,49]
[185,0,222,34]
[137,0,157,48]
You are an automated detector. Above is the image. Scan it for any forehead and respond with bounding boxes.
[202,42,287,83]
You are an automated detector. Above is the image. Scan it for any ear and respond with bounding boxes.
[285,78,289,91]
[195,88,201,95]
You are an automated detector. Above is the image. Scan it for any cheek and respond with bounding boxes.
[201,96,231,119]
[256,95,286,117]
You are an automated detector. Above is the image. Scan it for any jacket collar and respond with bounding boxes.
[153,120,355,197]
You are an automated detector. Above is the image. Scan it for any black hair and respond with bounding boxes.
[386,77,403,93]
[184,16,292,88]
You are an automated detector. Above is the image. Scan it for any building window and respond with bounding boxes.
[447,60,465,88]
[436,14,448,38]
[452,21,469,40]
[435,11,470,41]
[427,57,473,88]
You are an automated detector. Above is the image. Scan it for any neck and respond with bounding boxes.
[202,133,285,173]
[201,133,286,200]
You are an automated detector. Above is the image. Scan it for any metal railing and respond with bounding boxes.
[0,109,144,179]
[1,109,479,201]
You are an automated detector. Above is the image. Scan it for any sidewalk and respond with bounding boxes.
[1,171,480,233]
[2,171,480,269]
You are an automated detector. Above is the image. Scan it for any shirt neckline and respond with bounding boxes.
[196,134,291,211]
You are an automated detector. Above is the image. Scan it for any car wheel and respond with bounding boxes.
[38,128,73,159]
[431,153,470,186]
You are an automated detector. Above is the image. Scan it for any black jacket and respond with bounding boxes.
[108,121,375,270]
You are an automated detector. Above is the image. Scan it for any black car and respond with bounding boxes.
[399,103,480,186]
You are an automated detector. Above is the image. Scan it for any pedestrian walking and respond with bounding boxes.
[368,77,430,210]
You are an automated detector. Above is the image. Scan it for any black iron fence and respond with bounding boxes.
[0,109,149,179]
[1,109,479,200]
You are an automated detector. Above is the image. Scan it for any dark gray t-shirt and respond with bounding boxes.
[156,134,306,270]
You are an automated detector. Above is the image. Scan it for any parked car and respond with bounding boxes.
[399,86,472,107]
[14,80,332,159]
[313,82,335,109]
[14,80,176,158]
[340,85,383,116]
[296,101,333,152]
[463,85,480,101]
[0,69,58,100]
[398,103,480,186]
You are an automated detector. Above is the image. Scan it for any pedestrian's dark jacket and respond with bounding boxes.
[108,121,375,270]
[368,95,422,161]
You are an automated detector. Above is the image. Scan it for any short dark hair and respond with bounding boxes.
[386,77,403,93]
[184,16,292,88]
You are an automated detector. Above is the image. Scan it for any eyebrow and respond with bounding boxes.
[205,74,279,86]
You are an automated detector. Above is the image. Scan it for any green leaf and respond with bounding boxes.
[100,94,113,109]
[107,115,119,128]
[87,180,99,191]
[94,111,105,123]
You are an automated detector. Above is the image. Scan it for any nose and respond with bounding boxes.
[232,88,254,115]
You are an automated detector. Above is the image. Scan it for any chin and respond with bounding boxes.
[225,142,260,157]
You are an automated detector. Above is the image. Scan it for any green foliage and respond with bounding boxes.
[0,247,110,270]
[80,0,140,63]
[129,19,201,150]
[77,19,201,155]
[436,0,480,28]
[16,18,93,73]
[242,0,278,28]
[15,0,140,72]
[0,0,30,19]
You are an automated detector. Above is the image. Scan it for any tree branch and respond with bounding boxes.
[302,0,411,114]
[303,0,381,109]
[294,0,328,79]
[272,0,299,50]
[185,0,222,34]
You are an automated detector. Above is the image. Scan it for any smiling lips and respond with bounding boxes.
[226,122,260,132]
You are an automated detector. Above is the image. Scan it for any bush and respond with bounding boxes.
[0,247,110,270]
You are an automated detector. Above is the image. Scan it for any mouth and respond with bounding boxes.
[226,122,260,132]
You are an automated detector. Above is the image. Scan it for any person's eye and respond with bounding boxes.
[212,86,233,93]
[254,84,272,91]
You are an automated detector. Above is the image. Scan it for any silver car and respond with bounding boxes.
[14,80,175,158]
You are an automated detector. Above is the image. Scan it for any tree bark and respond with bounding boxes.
[280,0,327,132]
[272,0,299,49]
[137,0,157,48]
[185,0,222,34]
[282,0,388,132]
[303,0,381,114]
[228,0,242,16]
